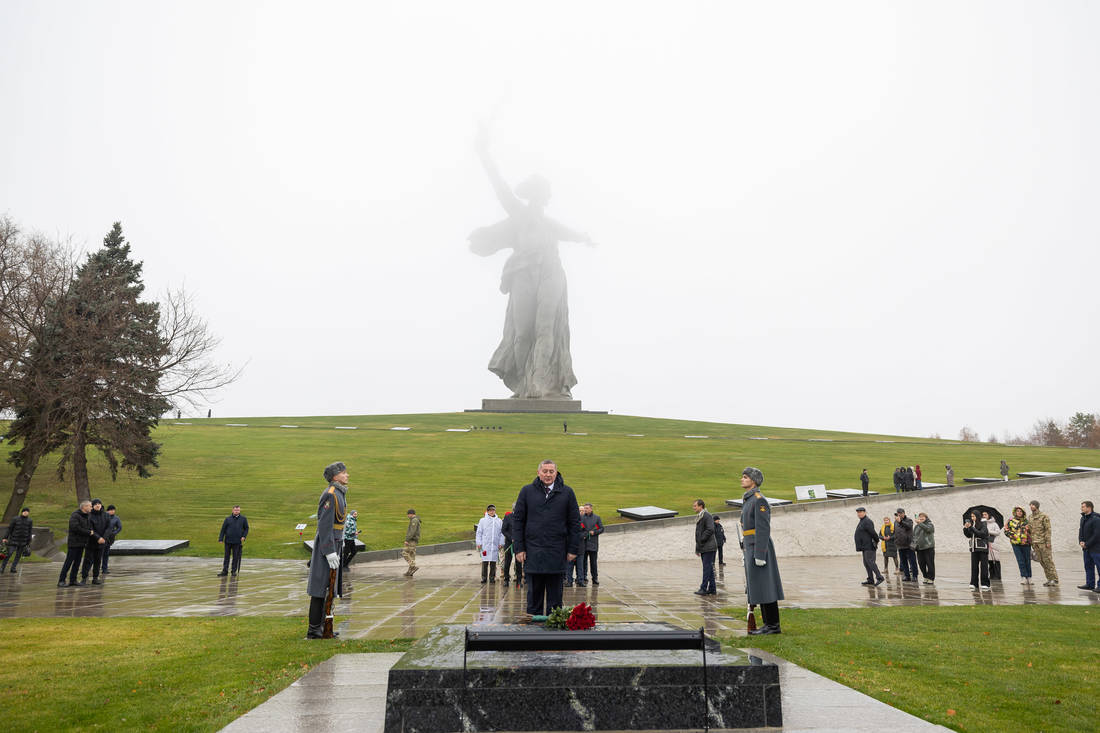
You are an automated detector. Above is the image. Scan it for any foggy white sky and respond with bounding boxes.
[2,1,1098,439]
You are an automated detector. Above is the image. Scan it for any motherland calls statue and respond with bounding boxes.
[469,125,593,401]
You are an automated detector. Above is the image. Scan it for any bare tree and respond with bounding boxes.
[155,288,241,411]
[0,217,77,521]
[958,426,979,442]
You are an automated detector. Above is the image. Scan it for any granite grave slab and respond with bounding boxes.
[616,506,679,520]
[108,539,189,555]
[1016,471,1064,479]
[383,623,781,732]
[725,496,792,508]
[962,477,1003,484]
[1066,466,1100,473]
[826,488,880,498]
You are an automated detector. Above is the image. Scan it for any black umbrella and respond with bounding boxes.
[963,505,1004,527]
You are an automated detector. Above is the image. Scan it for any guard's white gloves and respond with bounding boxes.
[754,558,767,567]
[326,552,340,569]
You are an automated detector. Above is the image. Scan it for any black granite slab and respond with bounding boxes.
[108,539,189,555]
[1066,466,1100,473]
[962,477,1002,484]
[383,623,781,732]
[825,488,879,498]
[616,506,679,520]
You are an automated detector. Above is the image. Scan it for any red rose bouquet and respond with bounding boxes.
[565,602,596,630]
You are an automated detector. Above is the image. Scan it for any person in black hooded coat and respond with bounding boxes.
[511,459,581,616]
[80,499,110,583]
[1,508,33,572]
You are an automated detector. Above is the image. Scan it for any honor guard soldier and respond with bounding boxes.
[306,461,349,639]
[740,467,785,635]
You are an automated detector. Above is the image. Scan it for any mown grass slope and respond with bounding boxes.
[4,412,1095,557]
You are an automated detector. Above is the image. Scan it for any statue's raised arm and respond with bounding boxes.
[475,124,523,217]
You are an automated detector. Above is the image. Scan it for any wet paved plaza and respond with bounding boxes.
[0,551,1094,638]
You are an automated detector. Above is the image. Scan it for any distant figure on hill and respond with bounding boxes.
[914,464,922,490]
[1000,460,1010,481]
[945,464,955,487]
[860,469,869,496]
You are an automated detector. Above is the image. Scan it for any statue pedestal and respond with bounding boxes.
[474,398,584,413]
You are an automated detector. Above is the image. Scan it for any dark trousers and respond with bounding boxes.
[862,549,883,581]
[1084,549,1100,589]
[81,544,103,578]
[1011,543,1032,578]
[898,548,918,579]
[760,601,780,627]
[970,551,990,586]
[308,595,325,627]
[222,543,243,574]
[101,543,113,572]
[526,572,563,616]
[584,550,599,581]
[916,548,936,580]
[566,555,582,583]
[501,545,514,581]
[882,552,897,572]
[342,539,358,568]
[575,552,587,583]
[2,544,27,572]
[699,550,716,593]
[59,545,86,583]
[717,544,725,565]
[481,561,497,582]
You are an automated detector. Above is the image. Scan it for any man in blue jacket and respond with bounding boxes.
[512,459,581,616]
[218,505,249,577]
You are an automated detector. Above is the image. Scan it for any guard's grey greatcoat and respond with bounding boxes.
[307,481,347,598]
[740,488,784,604]
[512,472,581,573]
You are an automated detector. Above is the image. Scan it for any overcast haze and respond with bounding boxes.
[2,1,1098,439]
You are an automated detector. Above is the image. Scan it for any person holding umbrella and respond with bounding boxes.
[964,509,991,591]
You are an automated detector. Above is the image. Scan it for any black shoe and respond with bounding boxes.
[577,582,586,587]
[305,624,324,639]
[489,578,496,584]
[693,590,707,595]
[502,577,510,584]
[73,580,86,587]
[874,577,885,586]
[565,582,573,587]
[592,579,599,585]
[231,572,237,577]
[749,624,781,635]
[57,581,68,587]
[1077,585,1094,590]
[91,578,102,585]
[217,572,228,577]
[480,579,487,584]
[861,581,874,586]
[719,562,727,566]
[705,590,717,595]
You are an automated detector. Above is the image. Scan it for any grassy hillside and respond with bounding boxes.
[3,412,1095,558]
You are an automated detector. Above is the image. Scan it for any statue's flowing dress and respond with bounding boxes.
[469,208,577,399]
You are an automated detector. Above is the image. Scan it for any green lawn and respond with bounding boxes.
[0,607,1092,732]
[0,617,412,732]
[4,412,1096,557]
[735,605,1094,732]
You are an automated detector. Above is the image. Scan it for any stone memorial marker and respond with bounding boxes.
[1016,471,1064,479]
[825,488,879,498]
[794,484,828,500]
[1066,466,1100,473]
[617,506,679,520]
[962,477,1002,484]
[109,539,189,555]
[383,623,781,732]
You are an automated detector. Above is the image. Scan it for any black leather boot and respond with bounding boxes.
[306,624,324,639]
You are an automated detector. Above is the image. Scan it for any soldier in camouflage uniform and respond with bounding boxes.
[740,467,784,635]
[1028,500,1059,586]
[306,461,349,639]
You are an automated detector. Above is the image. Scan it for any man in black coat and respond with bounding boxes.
[893,508,917,581]
[860,469,870,497]
[582,502,604,583]
[80,499,110,584]
[218,505,250,576]
[512,459,581,616]
[58,500,105,587]
[854,507,884,586]
[1,507,33,573]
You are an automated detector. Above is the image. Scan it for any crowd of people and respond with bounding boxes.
[855,498,1100,594]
